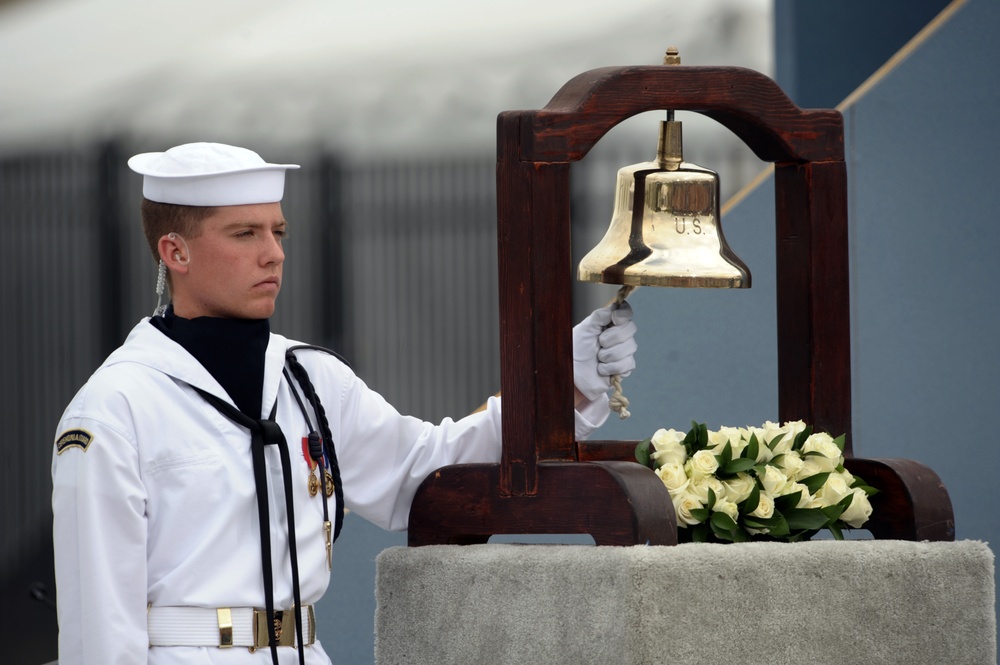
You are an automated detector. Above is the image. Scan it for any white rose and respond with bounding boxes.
[780,481,813,508]
[655,462,689,493]
[750,492,775,520]
[722,427,748,459]
[795,456,829,482]
[760,465,789,496]
[708,426,742,455]
[801,452,838,475]
[689,449,720,479]
[763,421,793,455]
[712,499,740,524]
[840,488,874,528]
[721,472,756,504]
[672,490,706,527]
[778,450,805,478]
[803,494,826,509]
[741,426,766,445]
[689,476,726,505]
[815,472,851,508]
[650,428,687,466]
[802,432,843,466]
[783,420,808,442]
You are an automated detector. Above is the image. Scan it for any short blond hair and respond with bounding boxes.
[139,198,215,263]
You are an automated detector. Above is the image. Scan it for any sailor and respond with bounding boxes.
[51,142,638,665]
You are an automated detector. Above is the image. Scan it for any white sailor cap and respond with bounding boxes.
[127,142,300,206]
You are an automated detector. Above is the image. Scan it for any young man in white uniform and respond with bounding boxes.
[51,143,638,665]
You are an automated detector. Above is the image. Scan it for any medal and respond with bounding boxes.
[302,436,320,497]
[324,470,335,497]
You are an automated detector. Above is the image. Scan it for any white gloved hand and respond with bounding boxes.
[572,302,638,402]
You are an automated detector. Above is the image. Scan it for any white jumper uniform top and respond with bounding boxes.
[52,319,609,665]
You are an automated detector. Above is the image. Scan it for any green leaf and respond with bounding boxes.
[697,422,709,450]
[635,438,652,468]
[745,434,759,464]
[721,457,757,475]
[800,472,831,495]
[766,432,787,452]
[718,442,733,467]
[744,513,785,529]
[689,508,710,524]
[821,504,846,523]
[767,516,790,537]
[836,493,856,512]
[833,434,846,453]
[783,508,831,531]
[691,523,710,542]
[774,491,803,512]
[732,527,751,543]
[792,425,813,450]
[711,511,739,532]
[683,422,700,453]
[827,522,844,540]
[709,518,735,542]
[849,475,880,496]
[707,488,717,511]
[741,485,761,516]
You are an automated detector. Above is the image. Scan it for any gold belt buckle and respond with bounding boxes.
[253,609,298,649]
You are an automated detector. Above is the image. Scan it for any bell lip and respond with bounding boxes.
[577,269,751,289]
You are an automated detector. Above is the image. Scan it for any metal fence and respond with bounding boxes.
[0,135,759,660]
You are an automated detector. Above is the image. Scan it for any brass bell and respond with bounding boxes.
[577,113,751,289]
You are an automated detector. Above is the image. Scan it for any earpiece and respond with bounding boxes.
[167,233,190,265]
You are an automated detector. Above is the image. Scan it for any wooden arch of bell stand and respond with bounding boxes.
[408,65,954,546]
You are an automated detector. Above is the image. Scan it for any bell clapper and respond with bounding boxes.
[609,284,635,420]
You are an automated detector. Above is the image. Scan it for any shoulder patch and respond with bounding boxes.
[56,428,94,454]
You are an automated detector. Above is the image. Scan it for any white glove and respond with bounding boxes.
[572,302,638,402]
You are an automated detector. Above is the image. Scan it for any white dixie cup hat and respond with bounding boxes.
[127,142,300,206]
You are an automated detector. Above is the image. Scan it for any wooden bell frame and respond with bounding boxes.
[408,65,954,546]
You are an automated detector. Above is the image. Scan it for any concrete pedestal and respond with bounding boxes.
[376,540,994,665]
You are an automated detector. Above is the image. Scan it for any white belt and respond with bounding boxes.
[148,605,316,650]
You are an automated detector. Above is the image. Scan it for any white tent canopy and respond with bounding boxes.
[0,0,771,155]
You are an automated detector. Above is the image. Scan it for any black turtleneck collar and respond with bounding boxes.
[150,305,270,418]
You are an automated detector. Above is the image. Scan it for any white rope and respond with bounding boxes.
[609,285,635,420]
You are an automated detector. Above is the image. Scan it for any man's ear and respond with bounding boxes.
[158,233,191,272]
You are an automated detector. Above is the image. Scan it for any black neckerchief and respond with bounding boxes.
[150,305,269,417]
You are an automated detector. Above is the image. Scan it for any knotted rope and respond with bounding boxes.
[609,284,635,419]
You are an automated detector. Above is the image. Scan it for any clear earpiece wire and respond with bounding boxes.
[153,260,167,316]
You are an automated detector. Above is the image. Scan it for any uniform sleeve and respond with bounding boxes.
[52,414,148,665]
[325,360,610,532]
[332,369,502,531]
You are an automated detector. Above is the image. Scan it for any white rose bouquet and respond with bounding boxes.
[635,420,878,543]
